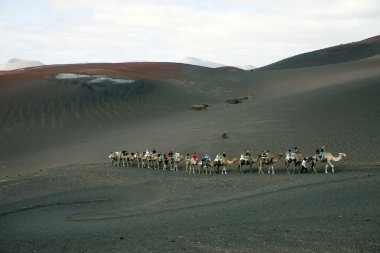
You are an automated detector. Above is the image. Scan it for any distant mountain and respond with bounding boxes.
[0,58,45,71]
[235,64,255,70]
[179,57,225,68]
[179,57,255,70]
[260,35,380,70]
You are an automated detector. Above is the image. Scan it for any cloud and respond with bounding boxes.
[1,0,379,66]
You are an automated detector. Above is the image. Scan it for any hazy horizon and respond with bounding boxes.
[1,0,380,67]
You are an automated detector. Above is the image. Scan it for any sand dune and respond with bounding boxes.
[1,54,379,173]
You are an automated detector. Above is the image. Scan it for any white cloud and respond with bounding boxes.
[0,0,379,67]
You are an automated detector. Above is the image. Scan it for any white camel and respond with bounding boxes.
[311,152,347,173]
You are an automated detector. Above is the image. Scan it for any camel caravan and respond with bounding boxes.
[108,147,347,175]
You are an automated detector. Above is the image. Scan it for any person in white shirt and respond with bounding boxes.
[301,158,308,174]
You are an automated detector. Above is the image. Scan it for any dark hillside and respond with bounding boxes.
[260,35,380,70]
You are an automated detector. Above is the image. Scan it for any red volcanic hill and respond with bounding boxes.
[0,62,182,86]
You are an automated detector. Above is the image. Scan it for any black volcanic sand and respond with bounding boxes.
[0,165,379,253]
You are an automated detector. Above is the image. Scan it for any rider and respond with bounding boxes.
[286,149,292,162]
[192,152,198,162]
[319,146,325,159]
[214,153,222,163]
[261,150,269,163]
[245,150,251,160]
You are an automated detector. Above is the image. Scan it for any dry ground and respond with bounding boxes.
[0,164,379,253]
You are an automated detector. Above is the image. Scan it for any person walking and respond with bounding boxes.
[301,158,308,174]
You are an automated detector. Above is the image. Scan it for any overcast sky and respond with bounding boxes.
[1,0,379,67]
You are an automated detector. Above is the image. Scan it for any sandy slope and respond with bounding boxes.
[1,55,379,175]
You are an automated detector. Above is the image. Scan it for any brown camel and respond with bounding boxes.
[258,153,283,174]
[220,157,238,175]
[172,154,183,172]
[311,152,347,173]
[123,153,135,167]
[238,155,260,173]
[186,157,198,174]
[284,153,313,174]
[150,153,160,170]
[199,159,215,175]
[108,151,121,166]
[109,151,129,167]
[156,156,169,171]
[137,154,149,168]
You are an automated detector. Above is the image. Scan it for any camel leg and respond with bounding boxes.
[325,163,329,173]
[267,166,271,174]
[258,164,263,175]
[284,163,289,174]
[271,165,275,175]
[329,161,335,173]
[295,164,300,174]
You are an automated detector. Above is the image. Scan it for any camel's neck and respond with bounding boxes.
[330,153,344,161]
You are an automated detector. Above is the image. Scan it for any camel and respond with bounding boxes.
[126,153,136,167]
[109,151,128,167]
[137,154,149,168]
[150,153,159,169]
[172,153,183,171]
[238,155,260,173]
[199,159,216,175]
[311,152,347,173]
[108,151,120,166]
[155,155,169,170]
[284,153,313,174]
[118,152,135,167]
[220,157,238,175]
[258,153,283,174]
[185,157,198,174]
